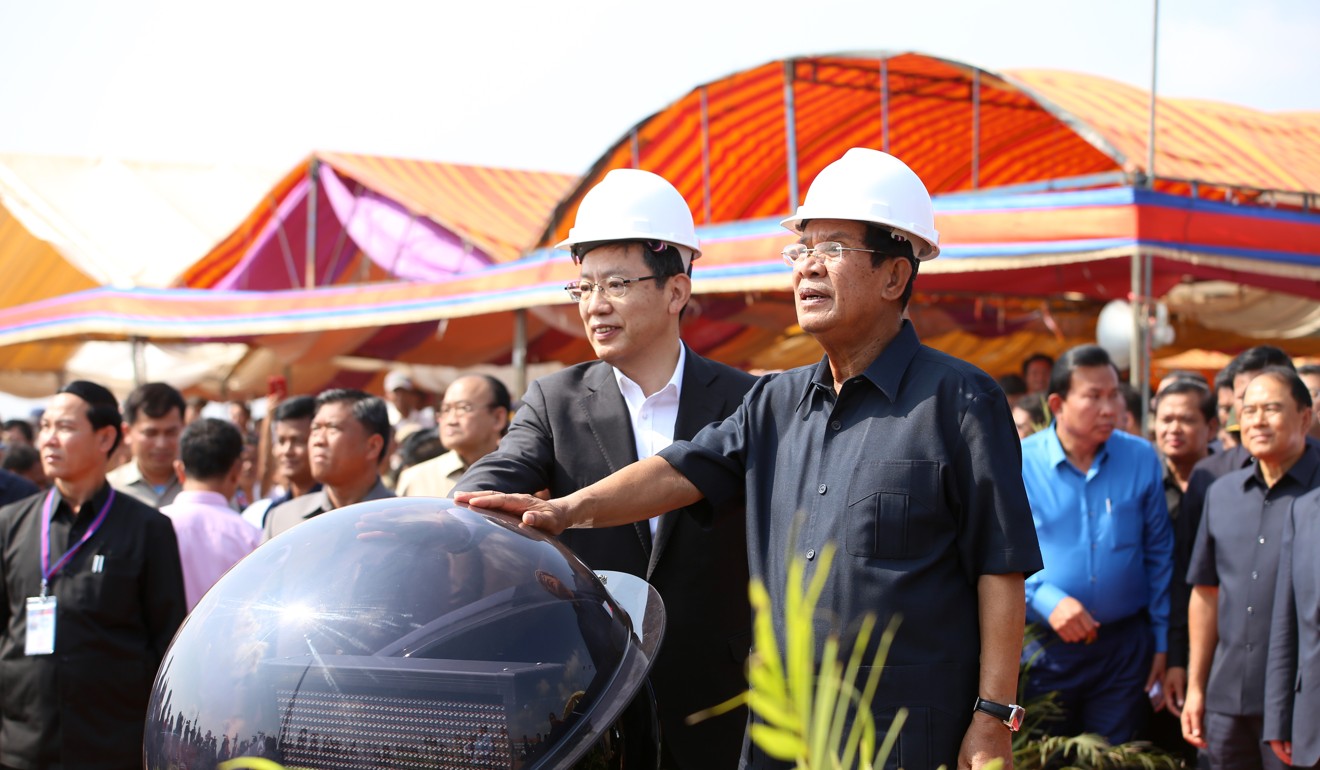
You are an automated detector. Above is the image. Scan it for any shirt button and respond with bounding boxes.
[806,549,816,560]
[818,484,827,495]
[1252,571,1259,580]
[831,420,842,430]
[1259,536,1266,544]
[1246,643,1254,652]
[1247,606,1254,614]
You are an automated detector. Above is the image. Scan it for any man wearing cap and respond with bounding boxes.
[0,380,186,769]
[462,149,1042,769]
[455,169,757,770]
[383,370,435,435]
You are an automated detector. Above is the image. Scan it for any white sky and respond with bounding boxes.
[2,0,1317,175]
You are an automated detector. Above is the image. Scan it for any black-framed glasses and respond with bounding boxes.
[781,241,884,267]
[565,275,660,302]
[439,402,494,416]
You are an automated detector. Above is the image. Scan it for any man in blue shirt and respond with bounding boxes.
[1020,344,1174,743]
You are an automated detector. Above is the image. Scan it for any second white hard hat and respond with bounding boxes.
[556,169,701,269]
[781,148,940,260]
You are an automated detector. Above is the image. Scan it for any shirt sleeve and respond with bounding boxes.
[657,398,751,514]
[454,380,555,495]
[1185,482,1220,587]
[1141,454,1174,653]
[953,389,1043,579]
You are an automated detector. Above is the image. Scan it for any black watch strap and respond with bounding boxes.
[972,697,1025,731]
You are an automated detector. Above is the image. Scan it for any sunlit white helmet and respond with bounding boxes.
[781,148,940,260]
[556,169,701,270]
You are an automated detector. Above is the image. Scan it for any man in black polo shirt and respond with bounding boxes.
[1184,367,1319,768]
[0,380,186,769]
[463,148,1043,770]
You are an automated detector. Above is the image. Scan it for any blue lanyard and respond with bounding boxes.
[40,488,115,597]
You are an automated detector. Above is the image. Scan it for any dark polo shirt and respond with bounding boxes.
[1188,442,1320,715]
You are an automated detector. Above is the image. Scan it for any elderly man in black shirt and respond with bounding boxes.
[1184,367,1319,769]
[0,380,186,770]
[463,148,1043,770]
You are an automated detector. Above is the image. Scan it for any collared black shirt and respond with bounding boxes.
[0,482,186,769]
[1187,442,1320,715]
[660,321,1043,717]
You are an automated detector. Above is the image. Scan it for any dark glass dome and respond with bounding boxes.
[144,497,665,770]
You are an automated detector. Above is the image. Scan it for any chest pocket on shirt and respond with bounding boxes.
[846,460,943,560]
[1107,500,1143,550]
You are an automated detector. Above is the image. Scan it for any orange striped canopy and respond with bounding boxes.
[540,52,1319,248]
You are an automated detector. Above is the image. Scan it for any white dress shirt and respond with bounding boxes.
[613,345,686,537]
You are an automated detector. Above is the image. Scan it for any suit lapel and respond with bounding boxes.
[648,350,725,576]
[581,362,653,557]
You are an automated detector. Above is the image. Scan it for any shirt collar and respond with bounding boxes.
[613,343,686,408]
[1244,440,1320,491]
[171,490,233,509]
[796,321,921,413]
[1043,422,1110,474]
[50,482,114,520]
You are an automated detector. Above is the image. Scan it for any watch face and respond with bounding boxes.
[1007,705,1026,731]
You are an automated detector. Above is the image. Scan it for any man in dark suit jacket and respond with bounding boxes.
[457,168,755,770]
[1265,486,1320,769]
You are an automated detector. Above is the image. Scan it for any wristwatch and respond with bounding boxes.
[972,697,1026,731]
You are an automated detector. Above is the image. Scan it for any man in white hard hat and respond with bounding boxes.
[455,169,757,769]
[462,149,1042,770]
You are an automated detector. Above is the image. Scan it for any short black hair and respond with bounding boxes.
[179,418,244,481]
[2,419,34,444]
[1163,369,1208,387]
[859,223,919,310]
[122,382,186,425]
[1023,353,1055,377]
[57,380,123,455]
[1016,395,1048,427]
[997,374,1027,398]
[578,240,689,279]
[1297,363,1320,378]
[1154,379,1217,424]
[480,375,513,436]
[2,443,39,474]
[397,427,444,470]
[1247,366,1313,411]
[314,389,391,462]
[1048,345,1119,399]
[1119,382,1142,420]
[1213,366,1236,391]
[273,395,316,423]
[1232,346,1294,378]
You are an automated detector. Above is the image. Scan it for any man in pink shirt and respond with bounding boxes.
[160,418,261,611]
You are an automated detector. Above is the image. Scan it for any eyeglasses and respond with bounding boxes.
[565,275,660,302]
[781,241,883,267]
[440,402,494,416]
[1239,402,1289,421]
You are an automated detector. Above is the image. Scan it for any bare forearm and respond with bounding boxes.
[1186,586,1218,691]
[563,456,703,527]
[977,573,1026,701]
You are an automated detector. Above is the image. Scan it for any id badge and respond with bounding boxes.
[25,596,56,656]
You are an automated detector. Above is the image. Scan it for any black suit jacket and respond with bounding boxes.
[457,349,756,770]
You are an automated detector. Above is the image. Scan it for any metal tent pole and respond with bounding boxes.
[783,59,800,211]
[305,158,320,288]
[513,309,528,400]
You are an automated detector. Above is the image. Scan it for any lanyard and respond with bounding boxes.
[40,488,115,597]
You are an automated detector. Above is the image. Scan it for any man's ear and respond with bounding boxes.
[667,273,692,316]
[173,459,187,485]
[1047,392,1064,416]
[366,433,385,465]
[880,257,913,302]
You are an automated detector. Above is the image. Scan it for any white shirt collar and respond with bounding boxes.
[613,343,686,409]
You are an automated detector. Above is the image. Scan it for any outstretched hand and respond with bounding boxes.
[455,490,572,534]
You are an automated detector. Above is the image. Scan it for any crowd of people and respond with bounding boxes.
[0,147,1316,770]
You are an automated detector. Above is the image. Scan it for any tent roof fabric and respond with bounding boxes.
[180,152,577,289]
[540,52,1320,249]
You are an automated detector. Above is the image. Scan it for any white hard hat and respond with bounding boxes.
[781,148,940,260]
[556,169,701,269]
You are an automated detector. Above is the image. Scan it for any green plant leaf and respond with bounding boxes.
[750,723,806,761]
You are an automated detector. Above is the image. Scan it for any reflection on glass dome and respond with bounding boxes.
[144,498,664,770]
